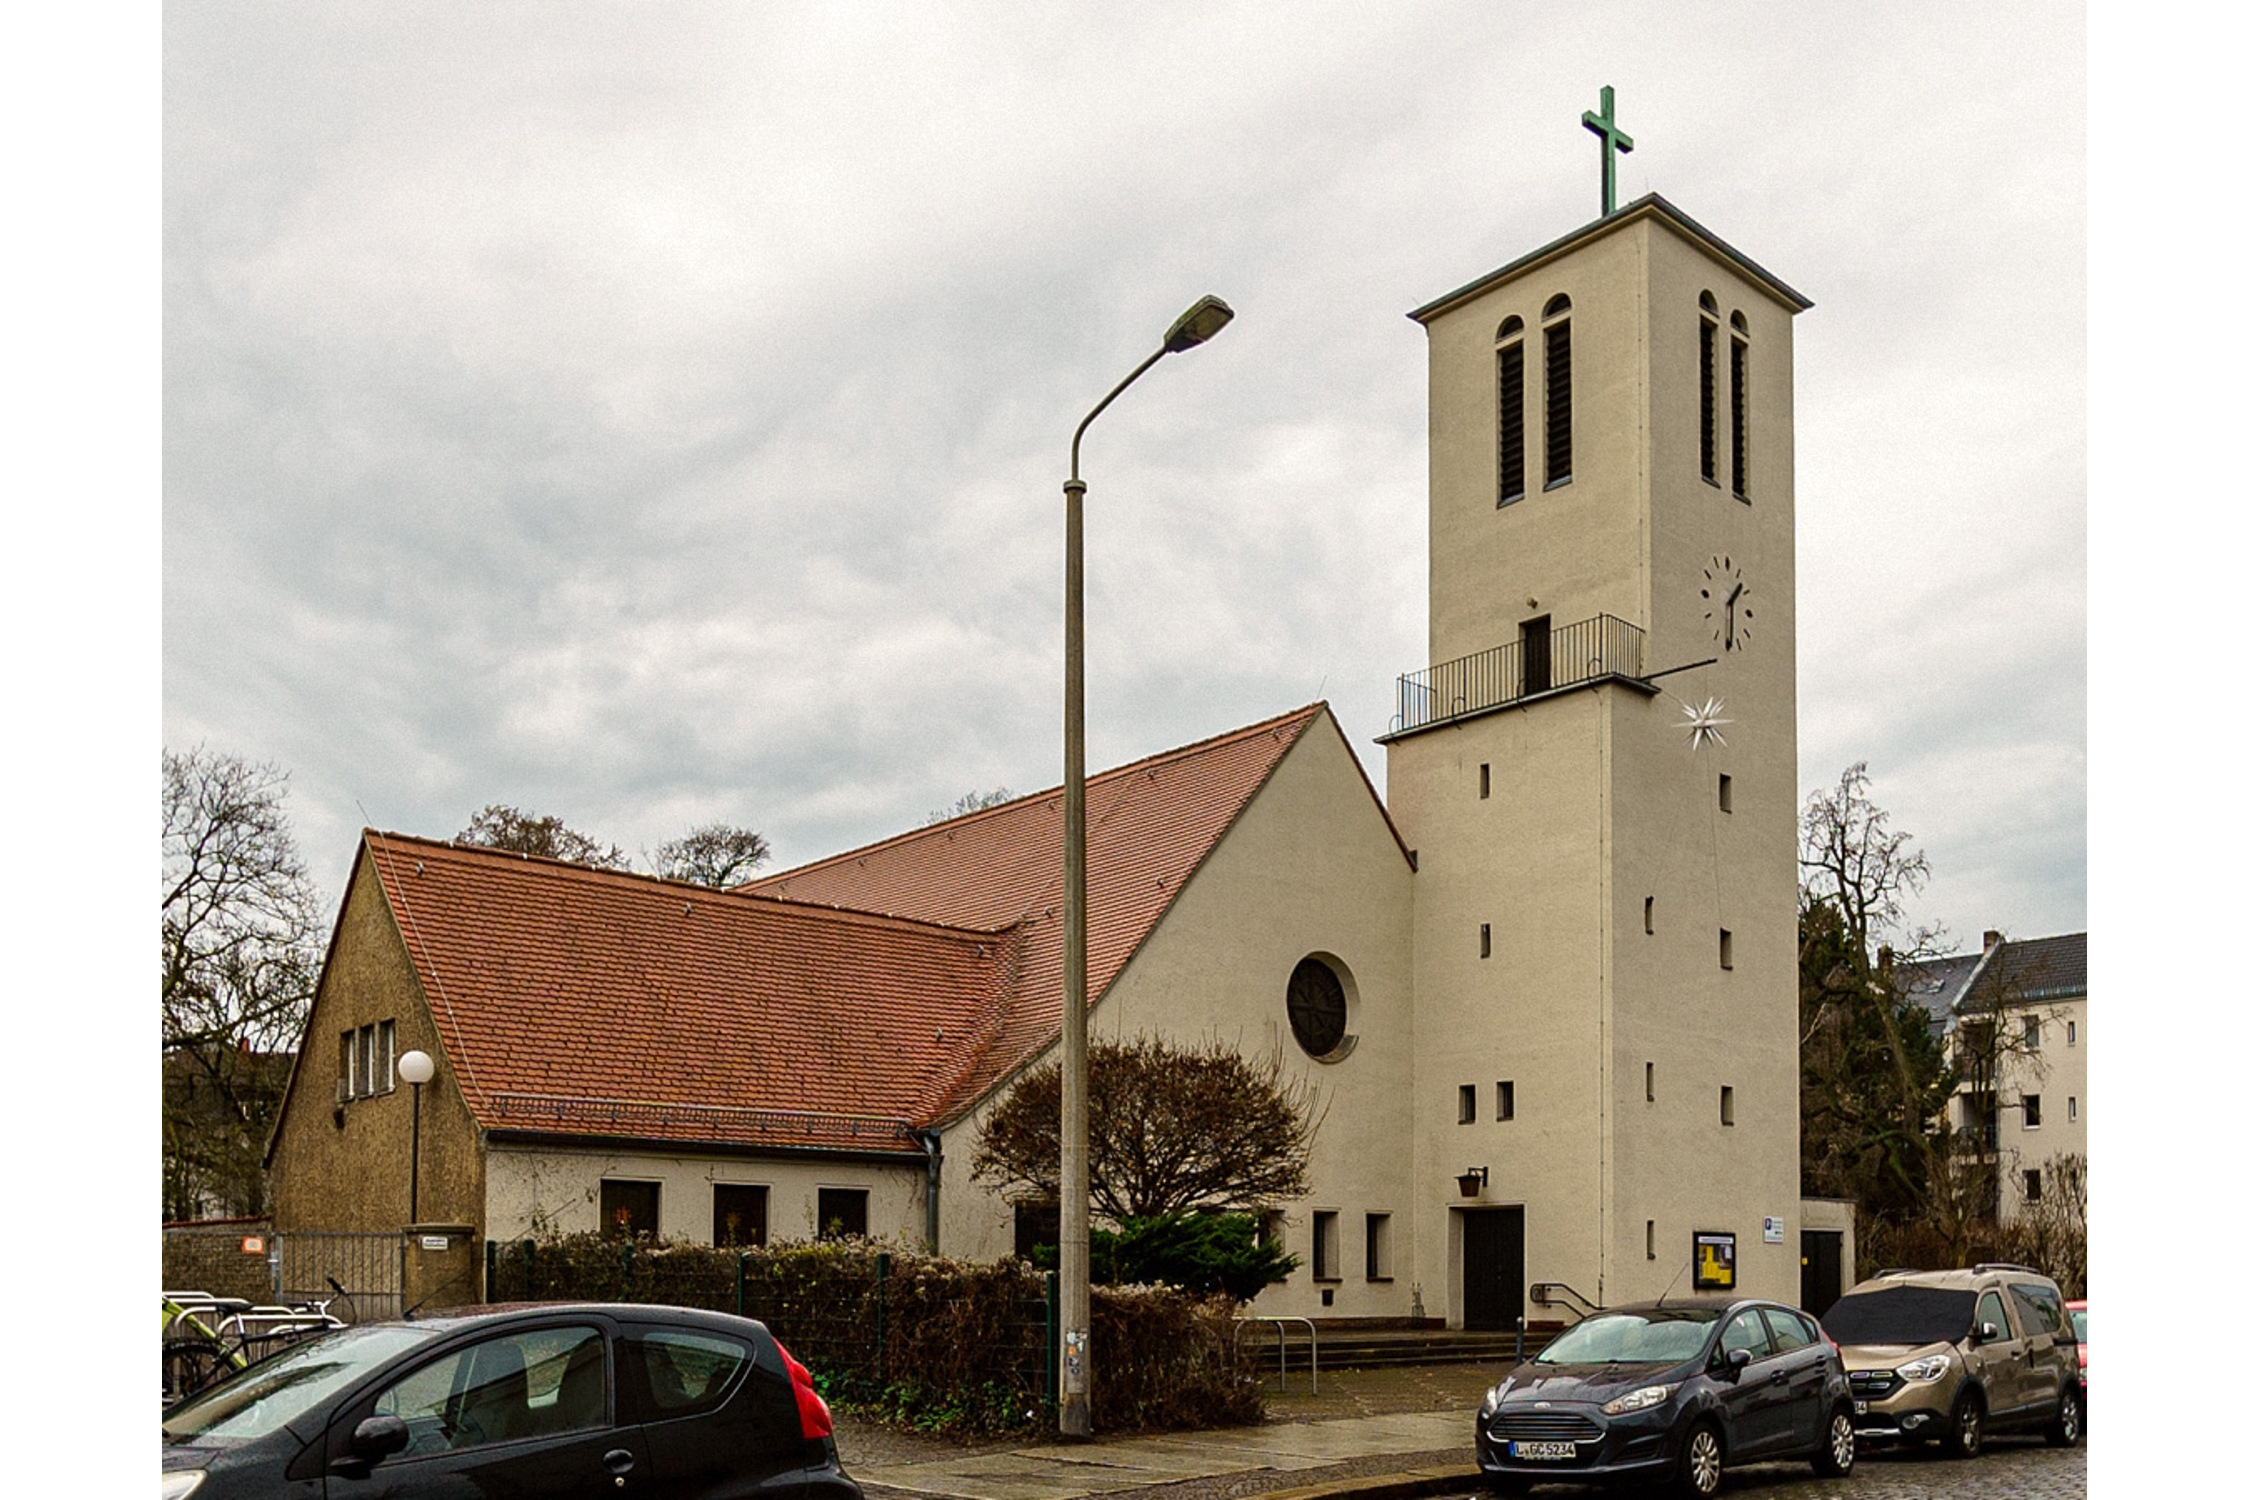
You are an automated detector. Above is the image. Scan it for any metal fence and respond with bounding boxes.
[275,1231,406,1322]
[1393,613,1645,734]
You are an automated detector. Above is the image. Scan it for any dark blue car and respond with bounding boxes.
[161,1303,863,1500]
[1475,1296,1855,1496]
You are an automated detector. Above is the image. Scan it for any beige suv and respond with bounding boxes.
[1818,1264,2082,1456]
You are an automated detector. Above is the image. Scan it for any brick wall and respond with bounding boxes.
[164,1221,275,1304]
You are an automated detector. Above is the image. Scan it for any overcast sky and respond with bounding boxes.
[160,0,2086,951]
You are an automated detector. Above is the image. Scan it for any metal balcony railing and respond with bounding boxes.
[1390,613,1645,735]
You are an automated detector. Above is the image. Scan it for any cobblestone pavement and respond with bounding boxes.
[839,1363,2087,1500]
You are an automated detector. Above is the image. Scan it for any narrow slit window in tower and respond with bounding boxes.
[1729,312,1749,501]
[1543,300,1573,489]
[1496,317,1526,504]
[1699,294,1719,484]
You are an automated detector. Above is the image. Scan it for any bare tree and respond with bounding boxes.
[455,804,629,868]
[162,748,324,1219]
[654,822,772,887]
[970,1036,1319,1220]
[925,788,1014,825]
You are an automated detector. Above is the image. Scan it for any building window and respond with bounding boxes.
[1718,773,1733,813]
[1496,1080,1515,1120]
[2069,1096,2078,1122]
[2022,1094,2042,1129]
[1013,1199,1060,1261]
[1720,1086,1735,1127]
[1365,1213,1391,1280]
[1479,763,1491,799]
[1644,896,1654,935]
[2024,1016,2042,1050]
[1729,313,1749,501]
[1645,1062,1655,1102]
[817,1187,869,1240]
[601,1179,660,1239]
[1480,923,1492,958]
[1285,955,1354,1061]
[1458,1084,1477,1124]
[713,1184,768,1248]
[337,1020,397,1101]
[1311,1210,1340,1281]
[1543,296,1573,489]
[2067,1020,2077,1045]
[1647,1219,1658,1260]
[2024,1169,2044,1203]
[1699,294,1719,485]
[1719,929,1734,970]
[1496,317,1526,504]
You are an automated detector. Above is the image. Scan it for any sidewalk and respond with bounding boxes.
[847,1363,1505,1500]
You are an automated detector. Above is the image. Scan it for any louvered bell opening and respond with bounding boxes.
[1700,319,1718,483]
[1498,341,1526,503]
[1730,337,1748,500]
[1544,321,1572,487]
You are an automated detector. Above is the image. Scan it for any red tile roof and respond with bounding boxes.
[352,705,1325,1152]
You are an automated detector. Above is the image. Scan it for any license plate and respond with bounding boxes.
[1853,1400,1868,1415]
[1509,1441,1576,1461]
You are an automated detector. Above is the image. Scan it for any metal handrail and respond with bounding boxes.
[1391,613,1646,734]
[1234,1315,1318,1393]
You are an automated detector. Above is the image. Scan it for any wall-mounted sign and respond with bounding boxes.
[240,1235,265,1255]
[420,1235,450,1251]
[1692,1231,1736,1290]
[1764,1217,1785,1244]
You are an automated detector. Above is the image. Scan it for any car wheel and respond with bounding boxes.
[1674,1421,1725,1499]
[1812,1405,1856,1477]
[2045,1385,2082,1448]
[1943,1390,1985,1459]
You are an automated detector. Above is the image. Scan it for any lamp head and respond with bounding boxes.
[397,1049,436,1087]
[1162,294,1234,353]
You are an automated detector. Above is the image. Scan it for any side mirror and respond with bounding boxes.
[1720,1347,1752,1378]
[1974,1321,2000,1344]
[347,1415,410,1465]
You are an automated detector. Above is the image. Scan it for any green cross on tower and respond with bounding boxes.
[1581,84,1634,217]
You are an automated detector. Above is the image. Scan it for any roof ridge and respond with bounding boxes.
[749,702,1327,885]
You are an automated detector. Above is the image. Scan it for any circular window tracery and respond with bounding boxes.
[1286,955,1355,1062]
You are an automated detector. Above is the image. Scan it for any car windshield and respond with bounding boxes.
[1820,1287,1977,1347]
[2070,1309,2087,1341]
[164,1325,438,1444]
[1535,1308,1718,1365]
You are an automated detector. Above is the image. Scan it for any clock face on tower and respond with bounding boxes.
[1701,557,1752,652]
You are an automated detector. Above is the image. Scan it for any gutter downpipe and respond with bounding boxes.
[913,1128,943,1251]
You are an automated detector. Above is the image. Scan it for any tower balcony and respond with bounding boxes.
[1381,613,1647,740]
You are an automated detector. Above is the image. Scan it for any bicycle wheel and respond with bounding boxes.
[164,1339,235,1403]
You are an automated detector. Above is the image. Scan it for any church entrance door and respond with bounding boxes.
[1460,1206,1525,1332]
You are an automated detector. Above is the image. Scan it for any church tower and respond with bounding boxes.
[1383,189,1811,1324]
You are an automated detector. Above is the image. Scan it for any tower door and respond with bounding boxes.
[1520,616,1552,695]
[1461,1207,1525,1332]
[1800,1230,1844,1317]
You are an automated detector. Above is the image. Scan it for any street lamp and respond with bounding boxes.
[1058,293,1233,1439]
[397,1049,436,1222]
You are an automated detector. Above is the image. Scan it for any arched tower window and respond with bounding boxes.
[1542,295,1572,489]
[1729,311,1749,501]
[1495,316,1526,505]
[1699,293,1719,485]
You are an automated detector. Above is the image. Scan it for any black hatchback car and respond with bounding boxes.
[1475,1297,1855,1497]
[161,1303,863,1500]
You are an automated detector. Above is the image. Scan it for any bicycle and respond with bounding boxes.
[162,1288,348,1404]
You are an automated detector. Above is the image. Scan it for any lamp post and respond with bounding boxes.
[1058,293,1233,1439]
[397,1049,436,1222]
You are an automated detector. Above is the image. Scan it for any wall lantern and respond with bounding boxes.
[1457,1166,1490,1198]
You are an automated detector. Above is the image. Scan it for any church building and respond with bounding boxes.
[268,186,1847,1327]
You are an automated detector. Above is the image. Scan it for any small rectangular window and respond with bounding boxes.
[817,1187,870,1240]
[2023,1094,2042,1129]
[356,1025,375,1100]
[1719,929,1734,970]
[1458,1084,1477,1124]
[714,1184,769,1248]
[338,1030,356,1102]
[2025,1169,2044,1203]
[1720,1086,1735,1127]
[601,1179,661,1239]
[1496,1080,1515,1120]
[1479,763,1491,799]
[375,1020,396,1094]
[2069,1096,2078,1122]
[2024,1017,2042,1051]
[1718,774,1733,813]
[1365,1213,1391,1280]
[1645,1062,1655,1102]
[1480,923,1492,958]
[1312,1210,1339,1281]
[2067,1020,2077,1045]
[1647,1219,1657,1260]
[1644,896,1654,934]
